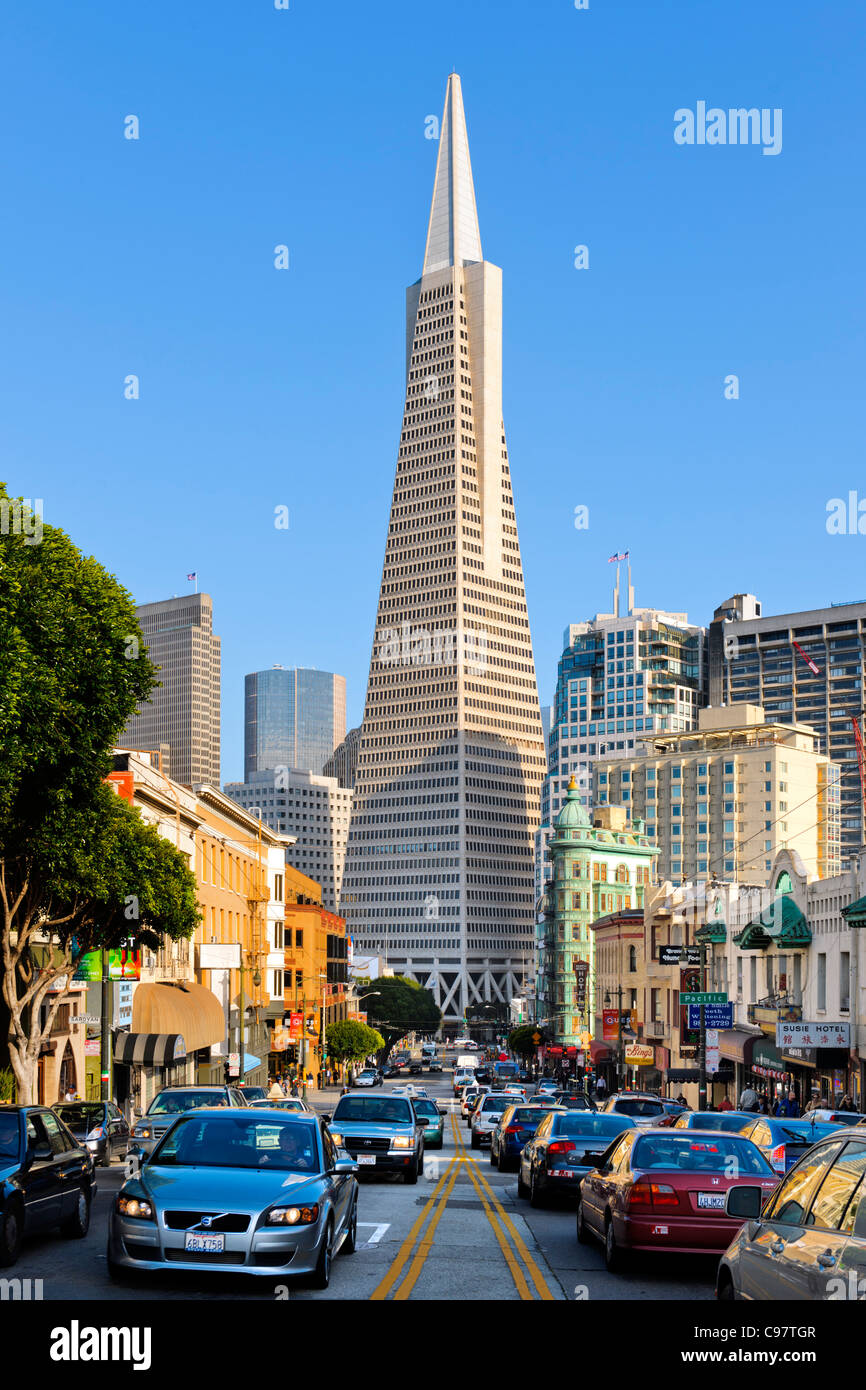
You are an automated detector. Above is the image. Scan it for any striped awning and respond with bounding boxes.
[114,1032,187,1067]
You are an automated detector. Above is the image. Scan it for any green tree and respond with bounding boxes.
[508,1024,545,1057]
[325,1019,384,1066]
[0,486,200,1101]
[364,976,441,1056]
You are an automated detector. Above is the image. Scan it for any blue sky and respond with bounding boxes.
[1,1,864,780]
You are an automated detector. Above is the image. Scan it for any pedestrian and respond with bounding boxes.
[317,1069,322,1090]
[779,1089,800,1118]
[837,1093,857,1113]
[268,1076,283,1100]
[595,1075,607,1102]
[675,1092,687,1107]
[290,1078,299,1098]
[759,1092,770,1114]
[738,1084,760,1113]
[280,1075,289,1096]
[718,1096,733,1111]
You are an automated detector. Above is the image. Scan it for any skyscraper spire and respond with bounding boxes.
[422,73,483,274]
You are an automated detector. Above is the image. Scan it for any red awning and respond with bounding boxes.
[565,1046,578,1055]
[590,1041,611,1062]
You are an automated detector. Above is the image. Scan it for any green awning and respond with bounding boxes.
[733,894,811,950]
[695,922,726,944]
[842,895,866,926]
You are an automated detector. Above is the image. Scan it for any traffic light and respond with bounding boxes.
[223,1061,232,1086]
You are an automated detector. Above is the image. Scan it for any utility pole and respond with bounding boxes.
[100,948,112,1101]
[697,934,708,1112]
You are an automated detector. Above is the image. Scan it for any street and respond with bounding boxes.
[14,1076,718,1302]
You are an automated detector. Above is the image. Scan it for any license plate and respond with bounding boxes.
[184,1232,225,1253]
[356,1153,377,1165]
[549,1168,580,1178]
[697,1192,726,1210]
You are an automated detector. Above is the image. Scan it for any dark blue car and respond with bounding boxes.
[736,1115,848,1175]
[490,1104,559,1172]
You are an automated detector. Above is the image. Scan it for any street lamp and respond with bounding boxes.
[237,961,262,1088]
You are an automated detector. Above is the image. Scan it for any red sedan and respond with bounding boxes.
[577,1127,779,1271]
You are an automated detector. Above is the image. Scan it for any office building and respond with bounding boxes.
[244,666,346,778]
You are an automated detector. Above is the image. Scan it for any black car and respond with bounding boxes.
[408,1060,424,1075]
[474,1066,492,1085]
[551,1092,596,1111]
[518,1110,637,1206]
[0,1105,96,1266]
[53,1100,130,1167]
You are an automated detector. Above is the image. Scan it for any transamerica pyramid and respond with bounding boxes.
[342,74,546,1023]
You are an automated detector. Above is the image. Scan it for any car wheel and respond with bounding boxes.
[604,1214,626,1273]
[106,1236,136,1284]
[529,1167,544,1208]
[60,1187,91,1240]
[516,1166,529,1199]
[100,1146,112,1168]
[404,1157,419,1185]
[311,1218,334,1289]
[0,1201,23,1267]
[471,1133,480,1150]
[717,1270,736,1301]
[576,1199,591,1244]
[489,1146,498,1167]
[342,1193,358,1255]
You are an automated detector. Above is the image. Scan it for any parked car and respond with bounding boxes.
[490,1104,562,1172]
[354,1070,382,1088]
[471,1093,520,1150]
[716,1130,866,1300]
[327,1093,425,1183]
[130,1086,250,1156]
[413,1098,445,1150]
[0,1105,96,1266]
[599,1093,668,1128]
[735,1116,849,1175]
[248,1097,313,1114]
[577,1127,779,1270]
[111,1110,357,1287]
[518,1111,634,1205]
[52,1100,130,1167]
[673,1110,757,1133]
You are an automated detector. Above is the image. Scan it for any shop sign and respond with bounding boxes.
[776,1022,850,1049]
[624,1043,654,1066]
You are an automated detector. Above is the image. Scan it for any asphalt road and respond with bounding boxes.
[12,1076,718,1302]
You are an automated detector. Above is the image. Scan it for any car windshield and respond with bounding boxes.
[633,1135,774,1175]
[333,1097,414,1124]
[554,1114,633,1137]
[481,1098,513,1115]
[151,1115,320,1170]
[779,1122,844,1142]
[0,1113,21,1160]
[613,1098,665,1117]
[148,1091,228,1114]
[510,1108,545,1124]
[54,1103,104,1128]
[413,1101,439,1118]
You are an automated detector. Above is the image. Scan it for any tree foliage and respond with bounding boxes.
[325,1019,384,1064]
[363,976,441,1054]
[508,1024,545,1057]
[0,485,199,1099]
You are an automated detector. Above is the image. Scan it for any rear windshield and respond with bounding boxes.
[683,1113,755,1132]
[633,1134,773,1175]
[481,1097,514,1114]
[413,1101,439,1118]
[333,1097,413,1124]
[54,1104,105,1127]
[613,1098,665,1117]
[554,1114,634,1138]
[510,1108,545,1124]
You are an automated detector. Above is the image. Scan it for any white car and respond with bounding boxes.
[390,1084,427,1099]
[460,1086,486,1120]
[471,1093,518,1149]
[453,1067,476,1095]
[353,1070,380,1088]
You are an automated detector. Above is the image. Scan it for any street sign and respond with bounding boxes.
[706,1028,721,1075]
[681,992,727,1006]
[71,1014,100,1025]
[688,1003,733,1030]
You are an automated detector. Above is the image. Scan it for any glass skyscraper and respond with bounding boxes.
[244,667,346,777]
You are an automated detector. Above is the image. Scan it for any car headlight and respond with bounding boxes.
[87,1126,105,1140]
[391,1135,415,1150]
[329,1132,343,1147]
[133,1126,152,1140]
[267,1204,320,1226]
[116,1195,155,1221]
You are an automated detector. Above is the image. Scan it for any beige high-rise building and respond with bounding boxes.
[121,593,221,788]
[342,74,546,1021]
[594,704,842,886]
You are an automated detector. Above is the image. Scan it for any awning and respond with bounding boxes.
[590,1041,611,1062]
[243,1052,262,1074]
[131,981,225,1054]
[750,1039,786,1078]
[733,894,811,950]
[115,1032,186,1067]
[719,1027,764,1064]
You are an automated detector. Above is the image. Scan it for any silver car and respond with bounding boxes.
[108,1110,359,1287]
[130,1085,250,1155]
[717,1130,866,1299]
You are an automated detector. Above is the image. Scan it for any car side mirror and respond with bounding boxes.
[725,1185,764,1219]
[26,1141,52,1165]
[134,1107,143,1118]
[333,1157,358,1176]
[321,1113,331,1124]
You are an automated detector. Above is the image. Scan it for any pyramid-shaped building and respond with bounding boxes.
[342,75,546,1021]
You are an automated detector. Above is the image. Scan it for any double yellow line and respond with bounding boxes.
[370,1107,555,1301]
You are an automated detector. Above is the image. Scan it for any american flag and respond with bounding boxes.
[608,551,629,562]
[187,572,197,581]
